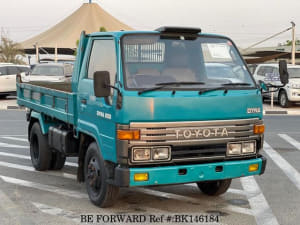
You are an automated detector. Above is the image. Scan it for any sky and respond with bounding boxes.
[0,0,299,48]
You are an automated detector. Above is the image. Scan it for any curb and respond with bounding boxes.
[5,106,25,110]
[263,110,300,115]
[264,110,287,115]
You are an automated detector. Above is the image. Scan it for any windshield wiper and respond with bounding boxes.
[222,82,251,86]
[138,81,205,95]
[198,83,252,95]
[198,83,251,95]
[198,86,228,95]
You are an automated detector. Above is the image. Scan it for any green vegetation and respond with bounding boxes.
[99,27,107,32]
[0,36,25,64]
[278,39,300,46]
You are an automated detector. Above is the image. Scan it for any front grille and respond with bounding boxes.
[171,144,227,162]
[129,118,262,146]
[128,118,262,163]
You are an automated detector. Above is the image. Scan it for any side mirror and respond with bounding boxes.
[258,80,269,91]
[93,71,110,97]
[279,60,289,85]
[25,72,30,76]
[16,74,22,83]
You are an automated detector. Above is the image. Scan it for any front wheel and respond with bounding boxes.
[197,179,232,196]
[84,142,119,208]
[279,90,291,108]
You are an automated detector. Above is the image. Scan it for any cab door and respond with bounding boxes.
[77,37,118,162]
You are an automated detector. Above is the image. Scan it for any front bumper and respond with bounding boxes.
[287,88,300,101]
[112,155,266,187]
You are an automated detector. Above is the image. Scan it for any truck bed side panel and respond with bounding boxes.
[17,83,75,125]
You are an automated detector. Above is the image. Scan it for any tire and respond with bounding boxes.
[84,142,119,208]
[50,151,66,170]
[0,94,8,99]
[197,179,232,196]
[279,90,291,108]
[29,123,52,171]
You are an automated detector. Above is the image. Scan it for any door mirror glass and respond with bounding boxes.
[93,71,111,97]
[258,80,269,91]
[279,60,289,85]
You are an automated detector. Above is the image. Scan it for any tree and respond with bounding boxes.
[99,26,107,32]
[0,36,25,64]
[278,39,300,46]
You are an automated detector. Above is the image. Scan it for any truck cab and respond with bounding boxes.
[17,27,266,207]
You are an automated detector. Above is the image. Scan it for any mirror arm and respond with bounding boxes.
[104,84,123,109]
[105,84,121,95]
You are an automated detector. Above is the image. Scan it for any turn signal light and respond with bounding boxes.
[249,163,259,172]
[117,130,140,140]
[253,124,265,134]
[134,173,149,181]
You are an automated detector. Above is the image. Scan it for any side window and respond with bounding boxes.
[7,66,19,75]
[256,66,265,76]
[17,66,30,73]
[0,67,8,75]
[264,66,273,75]
[272,67,279,76]
[87,39,117,88]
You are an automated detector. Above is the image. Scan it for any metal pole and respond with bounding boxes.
[55,44,58,63]
[291,21,296,65]
[271,89,274,109]
[35,43,39,63]
[244,26,292,51]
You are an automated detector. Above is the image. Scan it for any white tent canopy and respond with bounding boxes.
[21,3,132,54]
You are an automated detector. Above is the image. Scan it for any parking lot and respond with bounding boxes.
[0,98,299,225]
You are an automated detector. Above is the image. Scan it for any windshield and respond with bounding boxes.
[122,34,255,90]
[31,65,64,76]
[288,68,300,78]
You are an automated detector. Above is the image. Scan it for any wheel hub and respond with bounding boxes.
[87,157,101,190]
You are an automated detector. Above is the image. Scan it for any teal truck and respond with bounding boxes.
[17,27,281,207]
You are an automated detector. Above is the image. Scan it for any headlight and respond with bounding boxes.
[153,147,170,160]
[131,146,171,163]
[132,148,151,161]
[290,83,300,89]
[227,141,256,156]
[227,143,242,155]
[242,142,256,154]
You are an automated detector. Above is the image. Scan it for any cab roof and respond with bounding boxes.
[88,27,229,40]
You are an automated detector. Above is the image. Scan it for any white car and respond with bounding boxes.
[23,63,73,83]
[205,63,246,83]
[252,63,300,107]
[0,63,30,97]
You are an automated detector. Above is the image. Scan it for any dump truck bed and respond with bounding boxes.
[17,81,76,125]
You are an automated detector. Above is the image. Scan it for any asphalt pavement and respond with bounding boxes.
[0,110,299,225]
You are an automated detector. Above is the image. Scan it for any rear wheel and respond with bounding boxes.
[84,142,119,208]
[29,123,52,171]
[50,151,66,170]
[197,179,232,196]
